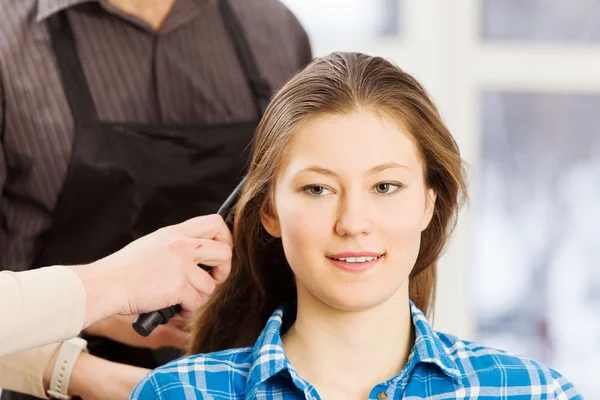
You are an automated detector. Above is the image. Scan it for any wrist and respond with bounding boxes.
[70,262,126,328]
[45,338,88,399]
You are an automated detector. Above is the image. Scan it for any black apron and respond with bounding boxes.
[3,2,269,399]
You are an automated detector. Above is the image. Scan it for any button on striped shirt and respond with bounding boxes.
[131,302,583,399]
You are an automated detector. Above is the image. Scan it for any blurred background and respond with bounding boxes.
[281,0,600,397]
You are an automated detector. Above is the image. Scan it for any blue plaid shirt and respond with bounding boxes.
[131,303,582,399]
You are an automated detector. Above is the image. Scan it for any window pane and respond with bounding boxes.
[482,0,600,42]
[281,0,401,41]
[473,91,600,397]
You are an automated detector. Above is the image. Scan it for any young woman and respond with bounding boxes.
[131,53,582,400]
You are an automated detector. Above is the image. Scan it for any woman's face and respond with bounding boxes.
[261,111,436,312]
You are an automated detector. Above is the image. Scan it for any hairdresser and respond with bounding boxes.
[0,0,311,398]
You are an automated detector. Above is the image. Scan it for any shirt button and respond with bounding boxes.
[377,392,388,400]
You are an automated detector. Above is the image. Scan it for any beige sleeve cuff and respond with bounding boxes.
[0,342,60,398]
[0,266,86,356]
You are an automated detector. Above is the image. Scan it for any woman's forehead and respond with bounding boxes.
[280,111,423,177]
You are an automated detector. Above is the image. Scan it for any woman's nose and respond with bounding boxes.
[334,192,373,237]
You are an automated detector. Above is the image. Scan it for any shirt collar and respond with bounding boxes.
[37,0,211,34]
[407,301,462,383]
[245,305,294,399]
[245,301,462,397]
[37,0,97,22]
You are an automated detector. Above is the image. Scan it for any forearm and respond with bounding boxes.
[67,352,108,397]
[43,348,150,399]
[68,352,150,399]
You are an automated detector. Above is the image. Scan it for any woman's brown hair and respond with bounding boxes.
[189,52,467,354]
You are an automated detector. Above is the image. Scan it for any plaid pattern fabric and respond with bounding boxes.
[131,303,583,400]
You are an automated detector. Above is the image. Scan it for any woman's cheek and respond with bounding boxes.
[279,197,332,246]
[377,198,425,235]
[383,204,425,266]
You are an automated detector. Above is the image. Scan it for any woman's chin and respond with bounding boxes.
[316,286,400,313]
[296,272,409,313]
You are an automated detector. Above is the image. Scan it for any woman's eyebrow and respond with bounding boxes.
[298,162,411,178]
[369,162,412,173]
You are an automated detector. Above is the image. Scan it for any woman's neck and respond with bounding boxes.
[282,284,414,400]
[107,0,176,30]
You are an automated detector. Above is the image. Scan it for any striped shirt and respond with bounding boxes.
[131,303,583,399]
[0,0,311,271]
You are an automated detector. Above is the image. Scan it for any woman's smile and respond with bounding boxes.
[327,253,385,272]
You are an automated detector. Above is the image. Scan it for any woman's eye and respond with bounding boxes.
[304,185,331,197]
[374,182,401,195]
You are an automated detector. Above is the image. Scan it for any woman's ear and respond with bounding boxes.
[421,188,437,231]
[260,201,282,238]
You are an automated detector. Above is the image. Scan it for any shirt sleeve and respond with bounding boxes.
[550,367,584,399]
[0,266,86,355]
[0,343,60,398]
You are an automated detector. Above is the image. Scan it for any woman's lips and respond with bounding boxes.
[327,254,384,272]
[328,251,383,258]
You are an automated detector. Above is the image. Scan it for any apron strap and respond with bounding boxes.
[47,11,99,126]
[218,0,272,116]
